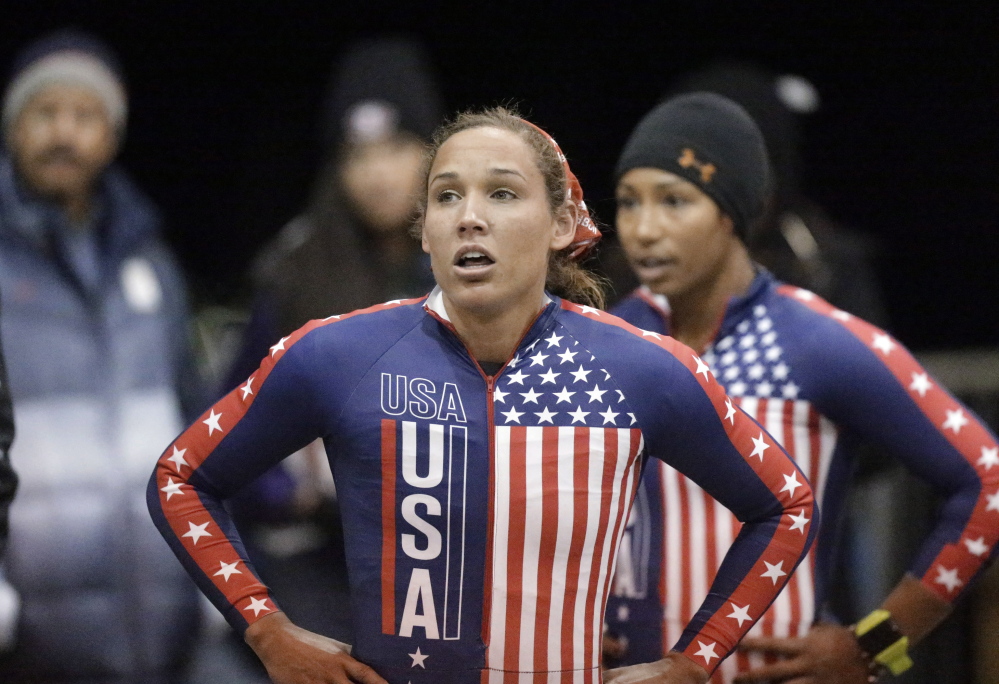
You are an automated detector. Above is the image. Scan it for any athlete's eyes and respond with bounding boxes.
[491,188,517,200]
[435,189,461,203]
[662,193,688,209]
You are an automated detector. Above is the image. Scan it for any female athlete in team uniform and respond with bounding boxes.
[149,107,816,684]
[604,93,999,683]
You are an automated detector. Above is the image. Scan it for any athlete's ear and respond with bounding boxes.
[550,201,577,251]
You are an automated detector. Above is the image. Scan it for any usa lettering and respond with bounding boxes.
[381,373,468,423]
[393,420,469,641]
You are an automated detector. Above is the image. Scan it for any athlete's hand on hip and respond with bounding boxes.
[734,623,869,684]
[603,652,709,683]
[245,611,388,684]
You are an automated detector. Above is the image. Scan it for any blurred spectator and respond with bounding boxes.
[221,36,441,645]
[0,29,203,682]
[0,305,17,650]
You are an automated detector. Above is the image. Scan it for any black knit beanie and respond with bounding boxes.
[615,92,770,240]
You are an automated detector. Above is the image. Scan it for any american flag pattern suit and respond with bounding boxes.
[605,271,999,683]
[149,287,816,683]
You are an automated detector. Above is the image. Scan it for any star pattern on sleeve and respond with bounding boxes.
[760,560,787,585]
[871,332,896,356]
[933,565,963,593]
[269,336,289,357]
[182,521,212,545]
[203,409,223,436]
[908,372,933,397]
[693,640,719,665]
[780,471,803,497]
[240,377,254,400]
[749,433,770,461]
[160,477,184,500]
[788,509,811,534]
[243,597,272,617]
[942,409,969,434]
[978,446,999,471]
[726,603,752,627]
[214,560,243,581]
[963,537,989,557]
[166,446,189,471]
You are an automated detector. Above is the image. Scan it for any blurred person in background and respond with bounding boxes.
[602,92,998,683]
[0,29,204,683]
[220,36,441,647]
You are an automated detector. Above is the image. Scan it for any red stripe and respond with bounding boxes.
[582,430,618,671]
[560,428,591,674]
[533,427,561,676]
[781,400,802,633]
[807,408,822,580]
[381,419,397,635]
[503,429,529,674]
[677,461,693,636]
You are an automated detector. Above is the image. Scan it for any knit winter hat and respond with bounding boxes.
[322,37,442,149]
[2,29,127,142]
[615,92,770,240]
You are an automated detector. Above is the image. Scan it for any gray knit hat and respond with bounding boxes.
[2,29,127,142]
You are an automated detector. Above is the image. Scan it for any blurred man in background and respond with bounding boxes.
[0,29,203,683]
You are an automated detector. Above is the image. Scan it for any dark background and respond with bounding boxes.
[3,1,997,350]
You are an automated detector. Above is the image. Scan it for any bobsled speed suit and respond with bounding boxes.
[606,271,999,683]
[149,288,816,683]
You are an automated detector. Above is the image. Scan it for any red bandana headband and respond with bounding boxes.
[520,119,601,260]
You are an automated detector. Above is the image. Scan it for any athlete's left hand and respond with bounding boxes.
[603,652,709,684]
[734,623,869,684]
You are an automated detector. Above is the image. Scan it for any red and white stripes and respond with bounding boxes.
[485,426,644,683]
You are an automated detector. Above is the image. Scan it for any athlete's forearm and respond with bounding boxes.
[879,573,952,645]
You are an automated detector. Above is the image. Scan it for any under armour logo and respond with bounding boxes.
[678,148,717,183]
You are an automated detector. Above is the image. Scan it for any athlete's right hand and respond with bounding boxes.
[245,612,388,684]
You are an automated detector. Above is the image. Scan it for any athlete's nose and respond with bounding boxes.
[456,192,488,234]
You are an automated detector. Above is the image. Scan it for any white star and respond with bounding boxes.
[963,536,989,557]
[579,305,602,316]
[832,309,852,321]
[240,377,254,399]
[788,510,811,534]
[167,446,189,471]
[781,382,800,399]
[203,409,223,436]
[750,433,770,461]
[761,560,787,585]
[544,332,563,348]
[529,351,550,366]
[520,388,542,404]
[756,381,774,397]
[641,329,661,340]
[747,364,765,380]
[322,314,341,321]
[493,387,509,403]
[909,372,933,398]
[160,477,184,500]
[538,368,561,384]
[385,299,402,306]
[694,356,711,380]
[872,332,896,356]
[724,367,740,381]
[986,488,999,513]
[509,354,521,368]
[693,640,719,665]
[535,407,558,424]
[269,336,289,357]
[568,406,590,424]
[553,386,576,404]
[934,566,963,593]
[570,366,591,383]
[730,381,747,396]
[756,317,773,332]
[599,407,620,425]
[586,385,607,403]
[506,369,528,385]
[721,351,738,366]
[717,336,735,350]
[603,369,611,380]
[761,331,777,346]
[214,560,242,581]
[724,399,737,424]
[737,321,751,334]
[978,446,999,470]
[943,409,969,434]
[501,407,524,424]
[409,647,429,668]
[772,363,789,380]
[615,390,626,403]
[628,412,637,425]
[727,603,752,627]
[244,597,271,617]
[764,346,782,362]
[742,349,760,364]
[557,348,578,364]
[781,471,803,497]
[183,521,212,545]
[526,339,539,352]
[739,334,757,349]
[794,289,815,301]
[753,305,767,317]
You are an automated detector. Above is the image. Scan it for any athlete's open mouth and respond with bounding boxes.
[454,248,495,269]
